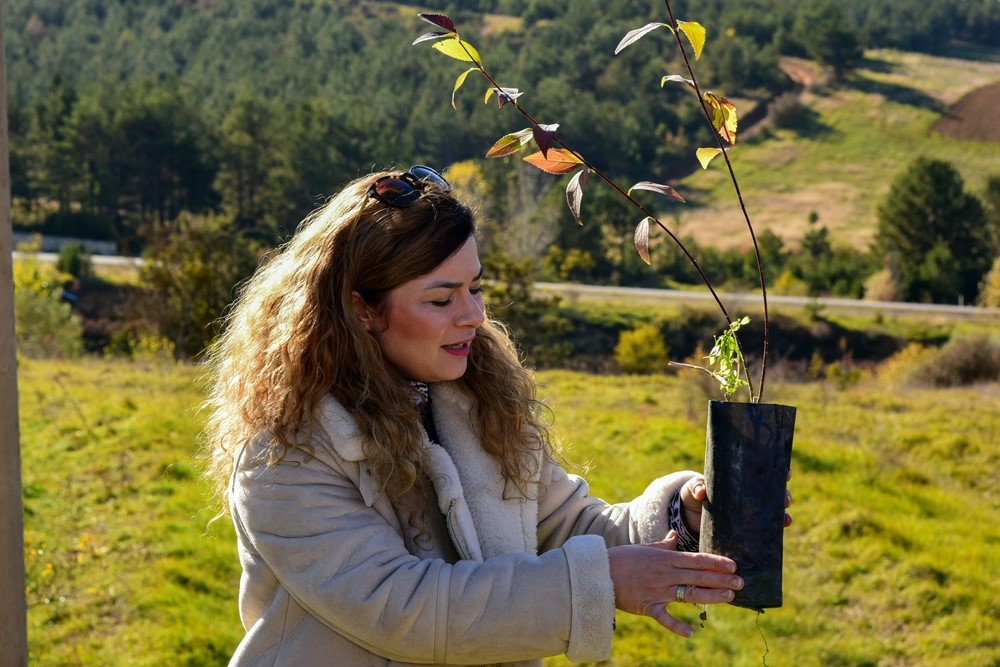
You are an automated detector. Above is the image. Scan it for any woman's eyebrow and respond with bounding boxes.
[424,266,484,291]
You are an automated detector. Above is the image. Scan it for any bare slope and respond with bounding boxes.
[931,81,1000,142]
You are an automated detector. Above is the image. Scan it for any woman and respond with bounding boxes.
[204,166,759,666]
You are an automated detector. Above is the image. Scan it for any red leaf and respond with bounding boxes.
[615,23,667,55]
[634,217,653,265]
[566,168,589,225]
[532,123,559,157]
[523,148,584,175]
[419,13,456,34]
[628,181,686,203]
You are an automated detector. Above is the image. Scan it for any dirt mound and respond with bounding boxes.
[931,81,1000,142]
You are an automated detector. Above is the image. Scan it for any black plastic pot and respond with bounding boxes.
[699,400,796,611]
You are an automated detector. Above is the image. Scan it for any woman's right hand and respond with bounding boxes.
[607,531,743,637]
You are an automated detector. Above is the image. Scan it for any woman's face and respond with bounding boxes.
[357,235,485,383]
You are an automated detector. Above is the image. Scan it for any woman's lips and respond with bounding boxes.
[442,341,472,356]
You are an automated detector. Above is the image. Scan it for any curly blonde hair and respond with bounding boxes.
[203,171,551,520]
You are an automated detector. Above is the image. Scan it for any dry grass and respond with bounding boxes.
[666,48,1000,252]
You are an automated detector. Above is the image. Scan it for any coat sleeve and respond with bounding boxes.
[536,457,699,552]
[230,440,615,664]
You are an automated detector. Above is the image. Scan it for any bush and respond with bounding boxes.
[878,338,1000,388]
[139,212,261,360]
[920,337,1000,387]
[614,323,670,374]
[55,242,93,279]
[979,256,1000,307]
[13,250,84,358]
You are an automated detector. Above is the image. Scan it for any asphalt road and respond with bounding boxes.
[15,252,1000,321]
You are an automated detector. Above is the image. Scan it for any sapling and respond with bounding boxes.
[413,6,795,647]
[413,2,771,402]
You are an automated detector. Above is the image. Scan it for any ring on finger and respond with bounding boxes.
[676,585,687,603]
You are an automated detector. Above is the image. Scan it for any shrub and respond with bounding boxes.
[878,338,1000,388]
[13,248,84,358]
[979,256,1000,307]
[55,242,93,279]
[614,323,670,374]
[919,337,1000,387]
[140,212,261,360]
[769,92,809,129]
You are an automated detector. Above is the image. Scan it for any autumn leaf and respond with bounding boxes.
[628,181,686,203]
[485,128,533,159]
[484,86,523,108]
[614,22,667,54]
[532,123,559,157]
[704,92,738,144]
[412,31,450,46]
[677,21,707,60]
[523,148,584,175]
[451,68,477,109]
[696,147,722,169]
[566,169,589,225]
[432,37,481,65]
[634,217,653,265]
[419,13,457,34]
[661,74,695,90]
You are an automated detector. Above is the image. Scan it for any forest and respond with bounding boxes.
[6,0,1000,319]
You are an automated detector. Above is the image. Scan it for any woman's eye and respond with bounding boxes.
[470,286,482,296]
[431,299,452,307]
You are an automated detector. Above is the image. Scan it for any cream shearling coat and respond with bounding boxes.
[228,381,696,666]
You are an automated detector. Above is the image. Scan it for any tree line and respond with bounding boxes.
[6,0,1000,348]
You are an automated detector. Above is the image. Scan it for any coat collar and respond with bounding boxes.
[313,383,538,559]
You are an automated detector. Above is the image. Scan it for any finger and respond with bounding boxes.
[785,490,792,508]
[683,569,745,590]
[643,532,679,552]
[674,551,740,574]
[678,585,736,605]
[681,476,707,511]
[648,603,695,638]
[784,512,793,528]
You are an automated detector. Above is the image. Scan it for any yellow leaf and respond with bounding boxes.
[486,129,533,158]
[696,147,722,169]
[523,148,584,175]
[432,37,481,64]
[677,21,706,60]
[704,92,738,145]
[451,68,476,109]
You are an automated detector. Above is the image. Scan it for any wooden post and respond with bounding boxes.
[0,0,30,663]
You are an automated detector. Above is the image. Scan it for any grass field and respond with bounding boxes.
[18,357,1000,666]
[670,48,1000,251]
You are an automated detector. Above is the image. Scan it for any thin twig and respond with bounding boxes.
[460,42,738,343]
[661,0,769,401]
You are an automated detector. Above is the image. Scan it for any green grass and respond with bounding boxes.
[19,358,1000,666]
[19,358,240,666]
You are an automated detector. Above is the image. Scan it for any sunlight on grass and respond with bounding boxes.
[19,359,999,665]
[673,47,1000,251]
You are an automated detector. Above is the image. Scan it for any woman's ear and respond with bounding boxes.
[351,291,375,332]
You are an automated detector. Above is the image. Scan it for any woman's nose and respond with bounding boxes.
[457,292,485,328]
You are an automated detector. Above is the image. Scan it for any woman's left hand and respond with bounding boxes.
[680,473,793,535]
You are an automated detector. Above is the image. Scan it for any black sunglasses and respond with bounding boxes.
[367,165,452,208]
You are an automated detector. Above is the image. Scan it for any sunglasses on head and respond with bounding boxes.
[367,165,452,208]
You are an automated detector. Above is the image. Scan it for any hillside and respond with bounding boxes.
[932,80,1000,142]
[665,49,1000,251]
